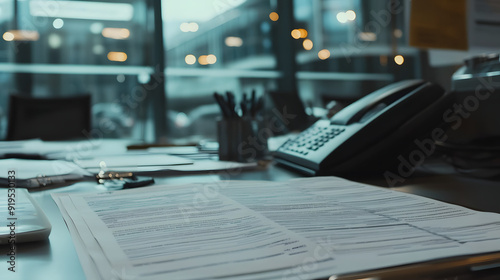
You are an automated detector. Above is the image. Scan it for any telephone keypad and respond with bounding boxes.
[280,126,345,155]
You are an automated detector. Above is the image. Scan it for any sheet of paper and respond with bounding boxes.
[146,147,218,161]
[54,184,326,280]
[0,159,92,188]
[54,196,111,280]
[147,146,201,155]
[53,177,500,280]
[82,160,258,175]
[74,154,193,170]
[0,188,51,244]
[0,139,46,158]
[0,159,91,180]
[219,177,500,278]
[0,139,102,159]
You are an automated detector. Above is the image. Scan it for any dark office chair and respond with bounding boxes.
[6,94,91,141]
[268,90,315,132]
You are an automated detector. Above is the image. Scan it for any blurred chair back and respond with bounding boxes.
[6,94,91,141]
[268,90,311,132]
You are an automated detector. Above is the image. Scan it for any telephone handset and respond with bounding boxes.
[274,80,450,177]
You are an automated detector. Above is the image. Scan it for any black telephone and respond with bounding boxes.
[274,80,452,177]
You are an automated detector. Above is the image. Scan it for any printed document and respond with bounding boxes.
[52,177,500,280]
[54,184,326,280]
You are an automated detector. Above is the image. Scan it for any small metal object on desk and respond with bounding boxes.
[96,162,155,189]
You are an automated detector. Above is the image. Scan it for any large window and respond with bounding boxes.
[0,0,421,142]
[293,0,420,108]
[162,0,421,142]
[0,0,153,140]
[163,0,280,142]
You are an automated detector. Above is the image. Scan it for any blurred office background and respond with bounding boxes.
[0,0,448,143]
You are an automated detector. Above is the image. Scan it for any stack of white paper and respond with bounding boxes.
[74,153,193,169]
[74,153,259,176]
[52,177,500,280]
[0,139,101,160]
[0,159,93,188]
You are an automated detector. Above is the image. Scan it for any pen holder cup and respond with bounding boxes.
[217,118,268,162]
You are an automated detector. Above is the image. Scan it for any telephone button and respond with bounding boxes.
[307,145,320,151]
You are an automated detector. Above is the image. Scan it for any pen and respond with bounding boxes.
[213,92,232,119]
[122,176,155,189]
[241,93,248,117]
[97,172,155,189]
[225,91,238,118]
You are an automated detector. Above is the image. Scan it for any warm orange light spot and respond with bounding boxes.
[198,55,209,65]
[318,49,331,60]
[107,52,128,62]
[102,28,130,40]
[394,55,404,65]
[269,12,279,21]
[2,30,39,41]
[3,32,14,41]
[303,39,313,50]
[298,29,308,38]
[291,29,301,39]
